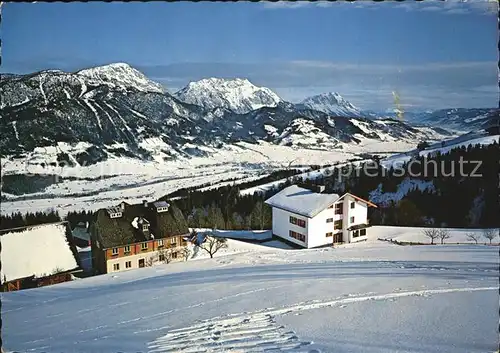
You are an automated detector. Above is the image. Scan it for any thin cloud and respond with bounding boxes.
[261,1,497,15]
[261,1,316,10]
[136,60,497,110]
[393,0,496,15]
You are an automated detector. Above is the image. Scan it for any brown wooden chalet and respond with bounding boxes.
[90,199,190,274]
[1,222,82,292]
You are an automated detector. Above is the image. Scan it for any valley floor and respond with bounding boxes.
[3,229,498,353]
[0,139,415,216]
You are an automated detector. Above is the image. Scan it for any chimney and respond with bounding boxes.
[143,200,148,208]
[316,185,326,193]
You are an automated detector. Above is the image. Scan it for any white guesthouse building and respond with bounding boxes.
[265,185,377,248]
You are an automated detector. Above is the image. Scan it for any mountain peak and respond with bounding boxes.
[299,92,362,117]
[76,63,165,93]
[175,77,282,114]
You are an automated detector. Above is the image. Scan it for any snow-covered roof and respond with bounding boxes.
[0,222,80,282]
[265,185,339,218]
[153,201,170,208]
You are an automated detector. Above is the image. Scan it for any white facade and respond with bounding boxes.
[266,186,374,249]
[341,195,369,244]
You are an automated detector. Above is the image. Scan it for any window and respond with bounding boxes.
[159,254,165,262]
[172,252,178,259]
[353,230,359,238]
[289,230,306,242]
[290,216,306,228]
[138,259,145,268]
[112,247,119,255]
[334,220,343,230]
[141,242,148,251]
[334,203,343,215]
[142,225,148,231]
[350,202,355,209]
[125,261,132,268]
[326,218,333,223]
[157,239,164,248]
[350,216,355,223]
[326,232,333,237]
[113,263,120,271]
[360,229,367,236]
[124,245,131,253]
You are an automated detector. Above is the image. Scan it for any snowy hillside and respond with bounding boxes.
[297,92,363,117]
[174,78,282,114]
[3,228,498,353]
[402,108,498,132]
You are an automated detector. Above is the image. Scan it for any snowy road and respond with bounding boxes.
[2,239,499,353]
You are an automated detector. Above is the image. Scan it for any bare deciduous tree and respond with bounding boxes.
[422,228,439,245]
[482,229,498,244]
[437,229,451,244]
[181,247,192,261]
[465,231,480,244]
[199,232,228,258]
[145,255,155,267]
[157,248,173,264]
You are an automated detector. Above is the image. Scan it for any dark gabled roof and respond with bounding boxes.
[94,201,189,248]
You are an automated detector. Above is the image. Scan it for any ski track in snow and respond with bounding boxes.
[39,77,49,105]
[104,102,134,135]
[83,99,103,130]
[78,77,88,98]
[148,286,497,353]
[11,121,19,140]
[95,102,119,129]
[63,88,72,99]
[129,108,148,119]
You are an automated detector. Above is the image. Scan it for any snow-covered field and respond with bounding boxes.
[382,133,499,169]
[1,139,416,216]
[3,227,498,353]
[371,225,499,244]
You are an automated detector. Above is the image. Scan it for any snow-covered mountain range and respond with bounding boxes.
[0,63,461,167]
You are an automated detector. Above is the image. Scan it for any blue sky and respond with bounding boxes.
[2,1,498,110]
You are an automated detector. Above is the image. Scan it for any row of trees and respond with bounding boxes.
[422,228,498,245]
[0,209,95,231]
[465,229,498,244]
[0,210,62,230]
